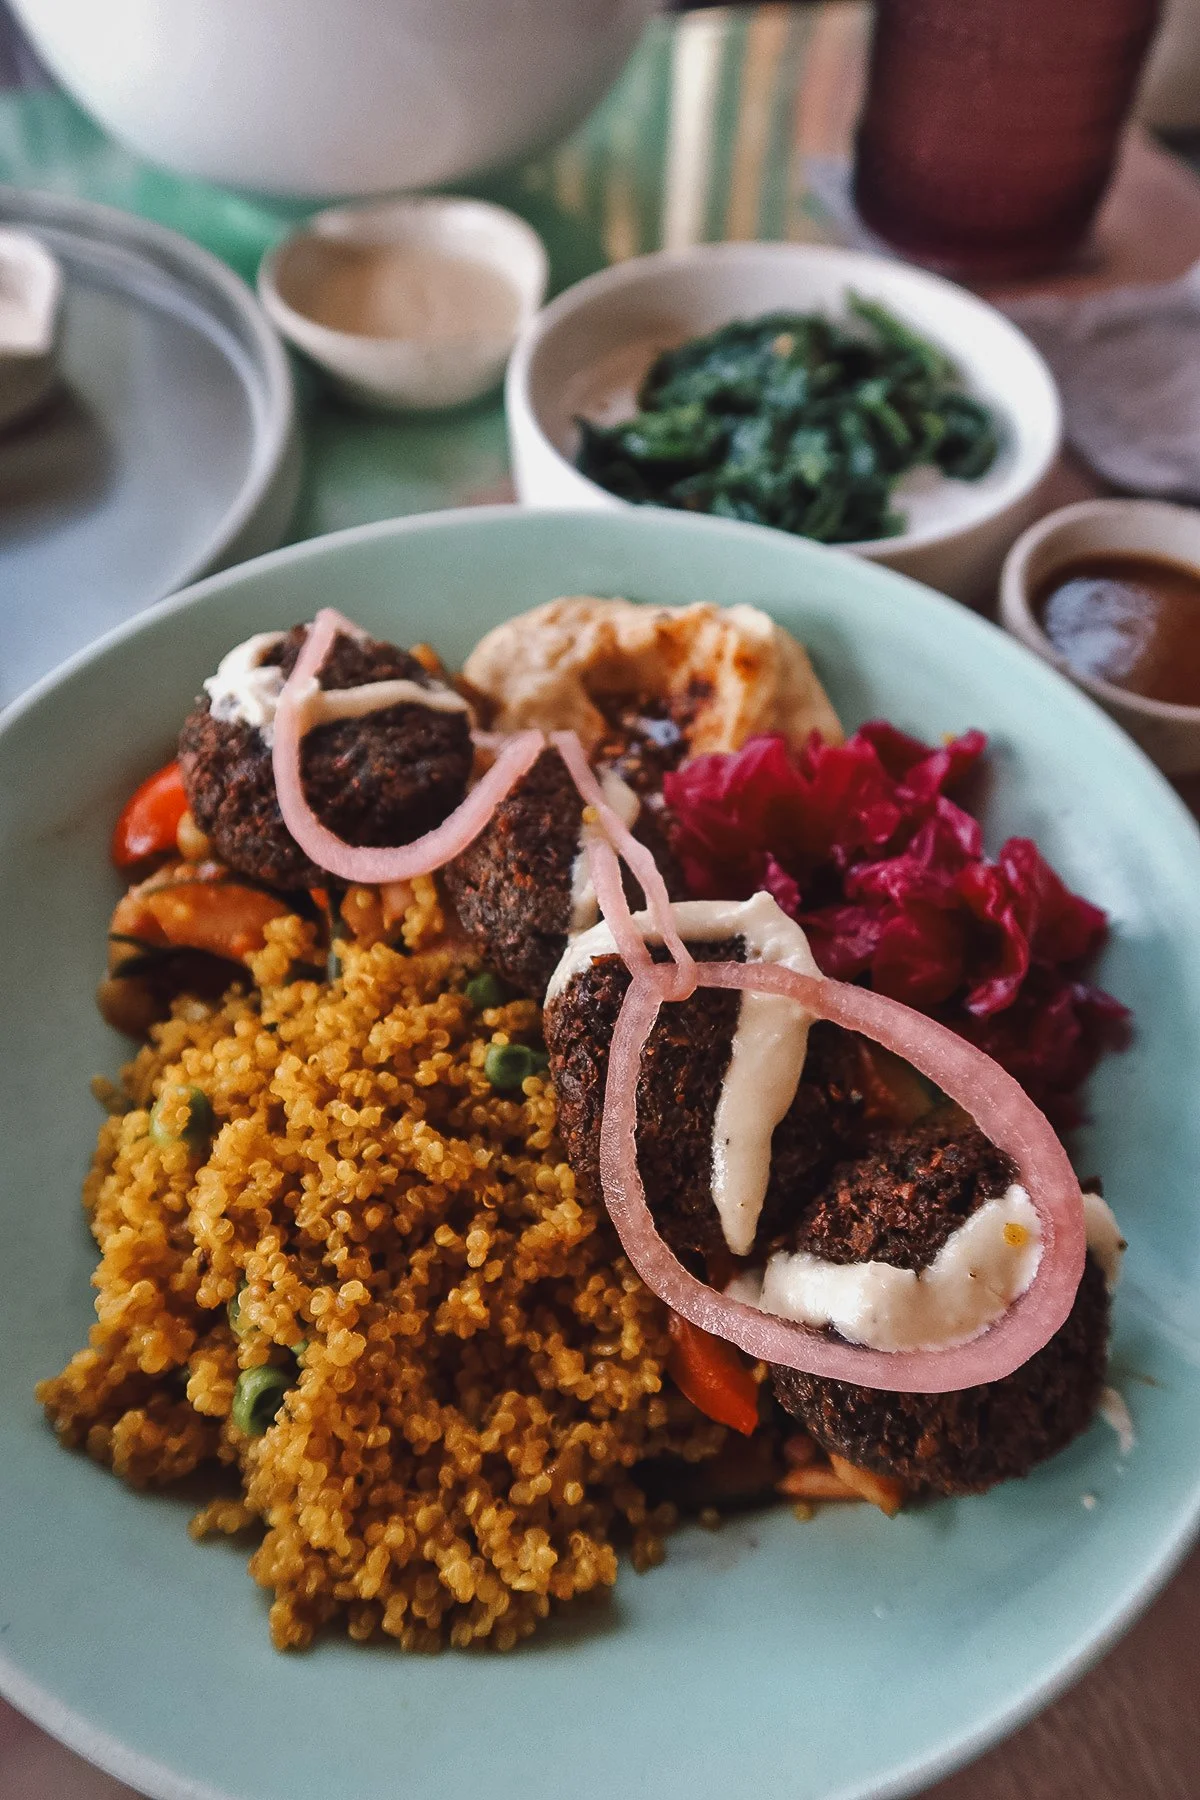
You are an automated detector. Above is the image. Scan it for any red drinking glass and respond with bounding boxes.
[853,0,1163,280]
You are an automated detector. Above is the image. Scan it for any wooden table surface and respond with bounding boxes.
[0,5,1197,1797]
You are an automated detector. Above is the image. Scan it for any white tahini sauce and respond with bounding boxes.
[568,772,641,935]
[547,891,819,1258]
[202,629,467,747]
[726,1180,1127,1357]
[204,632,287,741]
[729,1184,1044,1354]
[294,676,468,728]
[1081,1189,1126,1291]
[1098,1385,1136,1455]
[709,898,821,1256]
[279,239,521,343]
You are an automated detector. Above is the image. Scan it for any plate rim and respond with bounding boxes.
[2,502,1199,1800]
[0,182,301,600]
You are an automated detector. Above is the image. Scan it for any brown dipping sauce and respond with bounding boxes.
[1034,554,1200,708]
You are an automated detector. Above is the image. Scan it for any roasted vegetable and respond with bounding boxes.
[666,1313,760,1437]
[110,760,189,869]
[99,861,288,1037]
[109,862,289,967]
[483,1042,549,1091]
[231,1365,291,1438]
[149,1084,214,1153]
[575,298,999,544]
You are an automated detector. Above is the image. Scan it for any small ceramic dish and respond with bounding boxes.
[1000,498,1200,776]
[8,0,655,198]
[505,242,1062,604]
[0,227,62,431]
[259,197,548,412]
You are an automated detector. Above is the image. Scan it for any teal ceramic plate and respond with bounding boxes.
[2,508,1198,1800]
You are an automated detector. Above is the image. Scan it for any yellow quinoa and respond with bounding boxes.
[38,885,724,1651]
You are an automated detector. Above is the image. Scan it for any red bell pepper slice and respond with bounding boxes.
[667,1312,760,1436]
[111,761,189,869]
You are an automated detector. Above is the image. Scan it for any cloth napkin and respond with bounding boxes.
[1001,265,1200,502]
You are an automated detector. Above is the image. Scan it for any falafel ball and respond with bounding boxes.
[179,624,473,890]
[443,746,684,1000]
[544,942,866,1265]
[770,1123,1111,1496]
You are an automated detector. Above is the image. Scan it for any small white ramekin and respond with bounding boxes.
[260,197,548,412]
[505,241,1062,606]
[1000,498,1200,776]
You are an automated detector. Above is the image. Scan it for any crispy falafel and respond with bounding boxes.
[544,941,867,1265]
[443,745,684,1000]
[770,1123,1111,1495]
[179,625,473,890]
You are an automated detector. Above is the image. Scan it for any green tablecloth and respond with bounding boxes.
[0,5,855,541]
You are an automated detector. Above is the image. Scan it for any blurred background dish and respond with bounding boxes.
[4,0,657,198]
[853,0,1162,279]
[1000,497,1200,774]
[4,0,1196,638]
[1140,0,1200,127]
[0,188,298,709]
[506,241,1062,604]
[259,198,548,411]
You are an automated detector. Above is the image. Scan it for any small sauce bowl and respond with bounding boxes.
[259,197,547,412]
[1000,498,1200,776]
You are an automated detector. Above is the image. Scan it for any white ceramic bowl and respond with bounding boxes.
[7,0,655,199]
[1000,498,1200,776]
[506,242,1062,604]
[259,198,548,412]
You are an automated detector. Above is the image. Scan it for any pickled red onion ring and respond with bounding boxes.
[551,729,695,999]
[320,607,369,644]
[585,835,652,978]
[270,609,545,882]
[598,959,1087,1393]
